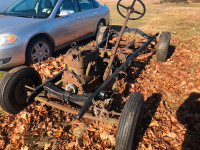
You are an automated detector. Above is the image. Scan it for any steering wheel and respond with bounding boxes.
[117,0,146,20]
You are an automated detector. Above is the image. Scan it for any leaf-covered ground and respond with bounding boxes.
[1,2,200,149]
[0,32,199,150]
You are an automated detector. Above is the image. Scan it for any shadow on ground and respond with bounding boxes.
[134,93,162,149]
[54,37,96,57]
[110,25,128,31]
[177,93,200,149]
[168,45,176,59]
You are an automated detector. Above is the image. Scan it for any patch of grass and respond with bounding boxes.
[102,2,200,38]
[0,68,13,116]
[0,67,13,81]
[167,101,181,110]
[73,124,86,139]
[0,70,10,115]
[24,133,41,144]
[0,71,7,81]
[56,121,71,127]
[24,133,55,149]
[0,108,5,117]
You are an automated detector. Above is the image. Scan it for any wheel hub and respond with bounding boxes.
[13,78,34,105]
[31,42,50,63]
[39,52,43,56]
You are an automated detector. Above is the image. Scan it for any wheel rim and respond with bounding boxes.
[98,22,104,31]
[31,42,50,63]
[13,78,34,105]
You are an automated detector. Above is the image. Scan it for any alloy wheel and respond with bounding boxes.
[31,42,50,63]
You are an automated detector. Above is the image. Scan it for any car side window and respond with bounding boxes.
[77,0,93,11]
[92,0,99,8]
[41,0,58,9]
[59,0,78,14]
[14,1,36,11]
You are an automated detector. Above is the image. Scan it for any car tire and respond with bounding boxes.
[26,38,53,65]
[0,66,42,114]
[96,26,109,46]
[115,92,144,150]
[156,31,171,62]
[96,20,106,36]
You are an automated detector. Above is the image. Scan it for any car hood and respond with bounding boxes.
[0,15,42,34]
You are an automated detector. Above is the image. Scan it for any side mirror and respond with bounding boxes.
[58,10,71,17]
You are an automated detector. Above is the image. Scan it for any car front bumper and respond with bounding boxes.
[0,43,26,69]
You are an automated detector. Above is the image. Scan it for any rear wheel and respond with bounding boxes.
[26,38,53,65]
[157,31,171,62]
[0,66,42,114]
[115,92,144,150]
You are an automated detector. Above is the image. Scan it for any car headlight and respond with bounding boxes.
[0,34,18,46]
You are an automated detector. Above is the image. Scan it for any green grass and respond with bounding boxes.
[0,71,7,81]
[105,3,200,37]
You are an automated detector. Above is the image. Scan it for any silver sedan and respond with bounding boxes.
[0,0,110,69]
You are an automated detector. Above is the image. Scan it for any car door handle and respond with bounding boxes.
[76,17,80,20]
[94,12,98,15]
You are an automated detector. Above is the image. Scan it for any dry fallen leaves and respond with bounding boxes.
[0,35,199,149]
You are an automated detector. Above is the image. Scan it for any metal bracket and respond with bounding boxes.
[26,67,68,103]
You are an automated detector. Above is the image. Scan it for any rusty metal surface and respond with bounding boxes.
[63,45,106,94]
[62,70,102,94]
[65,47,99,69]
[109,40,127,46]
[62,70,85,94]
[99,48,128,64]
[76,36,157,119]
[103,9,132,81]
[47,92,85,106]
[33,93,119,125]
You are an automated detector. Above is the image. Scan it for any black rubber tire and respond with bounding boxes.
[26,37,53,65]
[115,92,144,150]
[156,31,171,62]
[96,26,109,46]
[96,20,106,36]
[0,66,42,114]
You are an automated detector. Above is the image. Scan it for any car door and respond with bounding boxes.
[51,0,83,46]
[76,0,99,36]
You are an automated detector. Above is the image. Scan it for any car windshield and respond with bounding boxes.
[2,0,58,19]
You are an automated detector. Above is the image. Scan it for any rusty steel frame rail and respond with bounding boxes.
[76,34,158,119]
[28,91,119,125]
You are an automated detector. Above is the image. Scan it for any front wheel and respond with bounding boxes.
[115,92,144,150]
[0,66,42,114]
[26,38,53,65]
